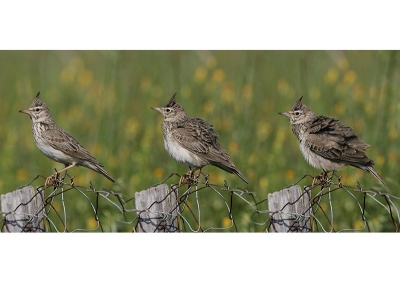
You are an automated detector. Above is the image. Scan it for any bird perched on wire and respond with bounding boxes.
[152,93,248,184]
[19,92,115,186]
[279,96,385,185]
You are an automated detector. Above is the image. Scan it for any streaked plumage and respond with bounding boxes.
[152,93,248,184]
[279,96,384,185]
[19,92,115,183]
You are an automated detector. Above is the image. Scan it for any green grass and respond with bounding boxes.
[1,50,398,231]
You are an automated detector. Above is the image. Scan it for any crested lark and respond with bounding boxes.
[279,96,385,185]
[152,93,248,184]
[19,92,115,185]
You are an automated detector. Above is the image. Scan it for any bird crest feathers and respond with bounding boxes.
[291,96,304,111]
[30,91,46,108]
[164,93,178,108]
[164,93,185,112]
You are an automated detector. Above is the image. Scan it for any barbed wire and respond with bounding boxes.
[1,170,399,232]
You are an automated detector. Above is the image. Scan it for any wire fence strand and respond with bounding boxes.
[1,171,399,232]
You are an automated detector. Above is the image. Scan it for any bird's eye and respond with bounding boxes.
[294,111,300,116]
[166,108,171,113]
[35,108,40,112]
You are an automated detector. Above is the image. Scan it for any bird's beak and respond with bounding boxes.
[151,107,162,113]
[19,109,30,115]
[279,111,290,118]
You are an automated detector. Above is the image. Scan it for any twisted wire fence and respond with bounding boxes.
[1,171,399,232]
[259,173,400,232]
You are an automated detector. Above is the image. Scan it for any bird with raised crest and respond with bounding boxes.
[152,93,248,185]
[19,92,115,186]
[279,96,385,185]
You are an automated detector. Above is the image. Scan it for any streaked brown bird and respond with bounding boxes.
[152,93,248,184]
[19,92,115,185]
[279,96,385,185]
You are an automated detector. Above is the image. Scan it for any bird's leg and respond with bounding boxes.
[45,163,76,188]
[179,167,202,186]
[332,171,342,188]
[55,163,76,175]
[179,169,192,187]
[311,175,318,188]
[188,169,196,182]
[312,172,323,187]
[44,169,60,188]
[319,170,334,188]
[178,174,186,187]
[312,170,329,188]
[188,168,200,179]
[188,167,201,185]
[195,167,203,180]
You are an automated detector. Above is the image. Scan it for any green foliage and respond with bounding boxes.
[1,50,398,231]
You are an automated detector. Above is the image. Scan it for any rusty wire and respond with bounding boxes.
[1,170,399,232]
[258,172,400,232]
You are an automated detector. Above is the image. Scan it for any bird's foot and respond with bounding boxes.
[311,174,322,187]
[188,169,201,185]
[178,169,200,186]
[311,176,318,188]
[319,171,333,187]
[178,170,192,186]
[311,172,322,187]
[44,176,52,188]
[44,172,64,188]
[178,175,186,187]
[311,171,332,188]
[44,174,56,188]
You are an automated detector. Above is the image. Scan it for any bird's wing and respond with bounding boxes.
[173,118,232,162]
[172,118,248,183]
[41,125,103,166]
[305,116,372,164]
[172,118,216,154]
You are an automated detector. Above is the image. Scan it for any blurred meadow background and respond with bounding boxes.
[0,50,399,232]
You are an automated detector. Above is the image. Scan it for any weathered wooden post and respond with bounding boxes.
[1,186,45,232]
[135,184,179,232]
[268,185,311,232]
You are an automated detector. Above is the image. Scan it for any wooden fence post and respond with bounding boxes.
[1,186,45,232]
[135,184,179,232]
[268,185,311,232]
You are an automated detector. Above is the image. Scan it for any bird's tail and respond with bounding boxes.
[89,163,115,182]
[211,161,249,184]
[365,165,385,185]
[233,168,249,184]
